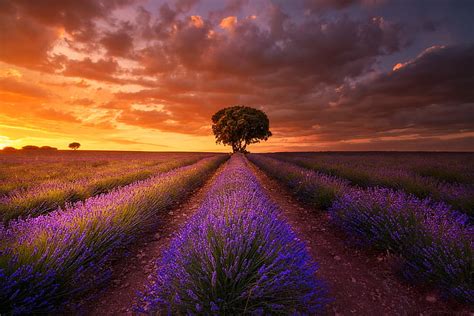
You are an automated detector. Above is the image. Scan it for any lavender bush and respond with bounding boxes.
[249,154,473,303]
[248,154,350,209]
[271,153,474,219]
[330,188,473,303]
[0,156,226,314]
[138,154,327,314]
[0,156,206,223]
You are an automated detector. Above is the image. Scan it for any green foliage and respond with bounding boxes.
[212,106,272,153]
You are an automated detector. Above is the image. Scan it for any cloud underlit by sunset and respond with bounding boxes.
[0,0,473,152]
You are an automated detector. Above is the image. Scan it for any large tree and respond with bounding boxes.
[68,142,81,150]
[212,106,272,153]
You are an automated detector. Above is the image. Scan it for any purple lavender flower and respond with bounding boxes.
[0,156,226,314]
[248,154,350,209]
[270,153,474,219]
[138,154,327,315]
[330,188,473,303]
[249,153,473,303]
[0,155,209,223]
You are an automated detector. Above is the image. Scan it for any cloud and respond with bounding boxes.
[219,16,238,30]
[304,0,386,12]
[68,98,95,106]
[0,14,57,69]
[10,0,137,38]
[101,28,134,58]
[0,78,50,98]
[0,0,473,151]
[34,107,81,123]
[312,44,474,141]
[62,57,121,83]
[0,0,138,69]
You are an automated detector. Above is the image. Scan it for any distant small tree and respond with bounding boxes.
[212,105,272,153]
[22,145,40,150]
[69,142,81,150]
[40,146,58,151]
[2,147,17,152]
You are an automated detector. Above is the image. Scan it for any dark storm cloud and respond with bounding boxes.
[9,0,137,39]
[101,26,135,58]
[326,44,474,136]
[0,14,57,69]
[62,58,122,83]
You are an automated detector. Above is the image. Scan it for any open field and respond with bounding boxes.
[0,151,214,222]
[267,152,474,218]
[0,151,472,314]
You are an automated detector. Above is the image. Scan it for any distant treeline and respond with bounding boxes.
[2,146,58,152]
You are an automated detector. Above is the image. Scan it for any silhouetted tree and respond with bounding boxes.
[22,145,40,150]
[40,146,58,151]
[69,142,81,150]
[2,147,17,152]
[212,106,272,153]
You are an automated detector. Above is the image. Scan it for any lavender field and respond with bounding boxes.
[0,151,472,314]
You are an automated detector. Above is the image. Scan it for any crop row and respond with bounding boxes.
[0,156,209,223]
[270,153,474,218]
[0,155,227,314]
[0,152,211,197]
[248,154,473,303]
[138,154,327,314]
[0,157,147,196]
[273,152,474,185]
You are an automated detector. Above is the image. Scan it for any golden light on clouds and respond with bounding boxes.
[392,63,404,71]
[0,0,472,152]
[190,15,204,28]
[219,16,238,30]
[2,68,22,78]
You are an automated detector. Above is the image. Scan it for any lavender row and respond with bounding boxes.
[0,152,211,197]
[0,155,227,314]
[270,153,474,218]
[138,154,327,314]
[0,156,208,223]
[274,152,474,185]
[248,154,473,303]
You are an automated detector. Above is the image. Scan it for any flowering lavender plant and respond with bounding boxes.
[138,154,327,314]
[271,153,474,219]
[0,156,226,314]
[248,154,350,210]
[0,156,206,223]
[249,154,473,303]
[330,188,473,303]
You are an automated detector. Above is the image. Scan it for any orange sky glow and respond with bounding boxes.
[1,0,473,152]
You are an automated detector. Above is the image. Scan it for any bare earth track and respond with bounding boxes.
[247,160,472,315]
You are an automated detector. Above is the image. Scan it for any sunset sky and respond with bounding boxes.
[0,0,473,152]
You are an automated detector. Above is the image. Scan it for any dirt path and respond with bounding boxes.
[247,159,470,315]
[75,160,229,316]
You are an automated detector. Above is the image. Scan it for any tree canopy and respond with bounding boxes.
[22,145,39,150]
[69,142,81,150]
[212,106,272,153]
